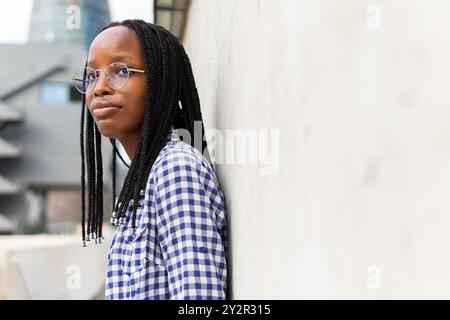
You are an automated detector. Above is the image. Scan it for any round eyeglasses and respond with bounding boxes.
[72,62,145,94]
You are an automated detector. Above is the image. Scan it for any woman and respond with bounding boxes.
[74,19,228,300]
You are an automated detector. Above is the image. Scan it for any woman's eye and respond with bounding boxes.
[117,68,129,76]
[86,73,96,82]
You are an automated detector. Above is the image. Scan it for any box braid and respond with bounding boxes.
[80,19,211,246]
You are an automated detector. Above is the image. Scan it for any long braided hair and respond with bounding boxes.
[80,19,210,246]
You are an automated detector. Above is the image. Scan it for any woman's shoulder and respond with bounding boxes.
[148,129,218,187]
[156,131,206,168]
[144,129,226,221]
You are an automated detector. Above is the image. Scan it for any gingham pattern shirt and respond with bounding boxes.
[105,130,228,300]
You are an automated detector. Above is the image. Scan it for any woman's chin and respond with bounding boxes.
[95,123,118,139]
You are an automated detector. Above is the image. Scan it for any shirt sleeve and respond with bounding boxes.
[154,149,227,300]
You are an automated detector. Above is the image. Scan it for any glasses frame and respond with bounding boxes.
[72,62,146,94]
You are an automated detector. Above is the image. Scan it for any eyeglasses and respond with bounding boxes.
[72,62,145,94]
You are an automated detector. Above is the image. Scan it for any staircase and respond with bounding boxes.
[0,101,24,234]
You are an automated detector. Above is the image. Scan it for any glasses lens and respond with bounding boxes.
[107,62,129,89]
[73,67,96,93]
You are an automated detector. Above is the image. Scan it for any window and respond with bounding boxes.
[39,83,82,104]
[154,0,190,40]
[39,83,69,105]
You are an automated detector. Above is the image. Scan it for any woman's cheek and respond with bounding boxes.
[120,106,142,133]
[85,94,93,108]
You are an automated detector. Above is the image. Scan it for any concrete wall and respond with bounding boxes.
[183,0,450,298]
[0,232,112,299]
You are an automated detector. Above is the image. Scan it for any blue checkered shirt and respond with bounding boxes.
[105,130,228,300]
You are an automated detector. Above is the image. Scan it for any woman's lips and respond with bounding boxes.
[93,106,121,118]
[92,101,121,119]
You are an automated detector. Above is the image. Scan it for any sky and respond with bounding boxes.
[0,0,153,44]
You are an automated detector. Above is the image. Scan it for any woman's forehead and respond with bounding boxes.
[88,26,142,67]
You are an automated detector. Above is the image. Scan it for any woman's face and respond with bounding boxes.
[85,26,147,140]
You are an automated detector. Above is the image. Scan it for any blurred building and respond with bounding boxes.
[0,101,23,234]
[0,0,113,234]
[0,43,115,234]
[154,0,190,40]
[29,0,111,49]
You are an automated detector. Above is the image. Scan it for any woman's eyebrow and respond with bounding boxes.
[112,55,135,63]
[87,55,135,68]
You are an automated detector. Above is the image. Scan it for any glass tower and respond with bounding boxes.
[28,0,111,49]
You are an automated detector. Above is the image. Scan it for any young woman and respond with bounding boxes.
[75,19,228,300]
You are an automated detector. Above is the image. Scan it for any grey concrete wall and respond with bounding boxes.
[0,233,111,299]
[183,0,450,298]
